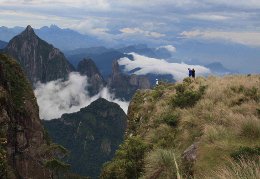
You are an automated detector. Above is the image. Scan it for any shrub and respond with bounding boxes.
[45,159,71,179]
[100,136,149,179]
[152,89,164,100]
[231,147,260,161]
[172,86,206,108]
[162,113,179,127]
[175,84,186,94]
[230,85,260,103]
[240,118,260,139]
[230,85,245,93]
[244,87,259,102]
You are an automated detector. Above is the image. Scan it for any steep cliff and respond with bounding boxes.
[3,25,74,84]
[0,53,52,179]
[77,58,106,96]
[43,98,127,178]
[101,76,260,178]
[108,60,151,100]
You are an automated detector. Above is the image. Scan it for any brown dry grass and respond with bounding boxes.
[127,75,260,178]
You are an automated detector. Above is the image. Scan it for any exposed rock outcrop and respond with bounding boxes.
[3,25,74,85]
[108,60,151,100]
[77,58,106,96]
[0,53,51,179]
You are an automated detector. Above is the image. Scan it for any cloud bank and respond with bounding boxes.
[118,53,210,81]
[180,30,260,47]
[120,27,165,38]
[34,72,129,120]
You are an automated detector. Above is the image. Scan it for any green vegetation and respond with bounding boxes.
[0,53,35,113]
[44,98,127,178]
[45,159,71,179]
[231,147,260,161]
[172,83,206,108]
[240,117,260,139]
[0,54,72,179]
[101,75,260,178]
[101,136,149,179]
[162,113,180,127]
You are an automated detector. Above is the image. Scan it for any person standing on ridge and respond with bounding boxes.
[192,68,195,78]
[156,79,159,86]
[188,68,192,77]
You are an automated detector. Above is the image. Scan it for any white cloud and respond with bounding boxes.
[188,13,231,21]
[34,72,129,120]
[118,53,210,81]
[69,17,110,36]
[120,27,165,38]
[180,30,260,47]
[0,0,110,10]
[157,45,176,53]
[203,0,260,9]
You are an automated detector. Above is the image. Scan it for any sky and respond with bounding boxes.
[1,0,260,47]
[1,0,260,73]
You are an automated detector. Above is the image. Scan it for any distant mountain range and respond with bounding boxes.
[205,62,235,75]
[0,25,102,51]
[0,40,7,49]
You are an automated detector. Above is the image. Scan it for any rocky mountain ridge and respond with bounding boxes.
[0,53,52,179]
[3,25,75,84]
[108,60,151,100]
[43,98,127,178]
[77,58,106,96]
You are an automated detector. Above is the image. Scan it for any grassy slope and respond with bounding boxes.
[101,75,260,178]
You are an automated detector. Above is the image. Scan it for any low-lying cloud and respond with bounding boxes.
[156,45,176,53]
[34,72,129,120]
[118,53,210,81]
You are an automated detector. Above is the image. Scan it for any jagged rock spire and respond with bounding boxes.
[3,24,74,84]
[20,25,37,38]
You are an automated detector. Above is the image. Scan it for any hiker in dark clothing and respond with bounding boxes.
[188,68,192,77]
[192,68,195,78]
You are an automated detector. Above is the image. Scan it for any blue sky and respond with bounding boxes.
[1,0,260,73]
[1,0,260,47]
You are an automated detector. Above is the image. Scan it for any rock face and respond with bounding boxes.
[43,98,127,178]
[77,58,106,96]
[108,60,151,100]
[0,54,51,179]
[3,25,74,84]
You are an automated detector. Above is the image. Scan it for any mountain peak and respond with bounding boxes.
[4,24,74,84]
[25,25,33,32]
[77,58,105,96]
[21,25,36,37]
[50,24,60,29]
